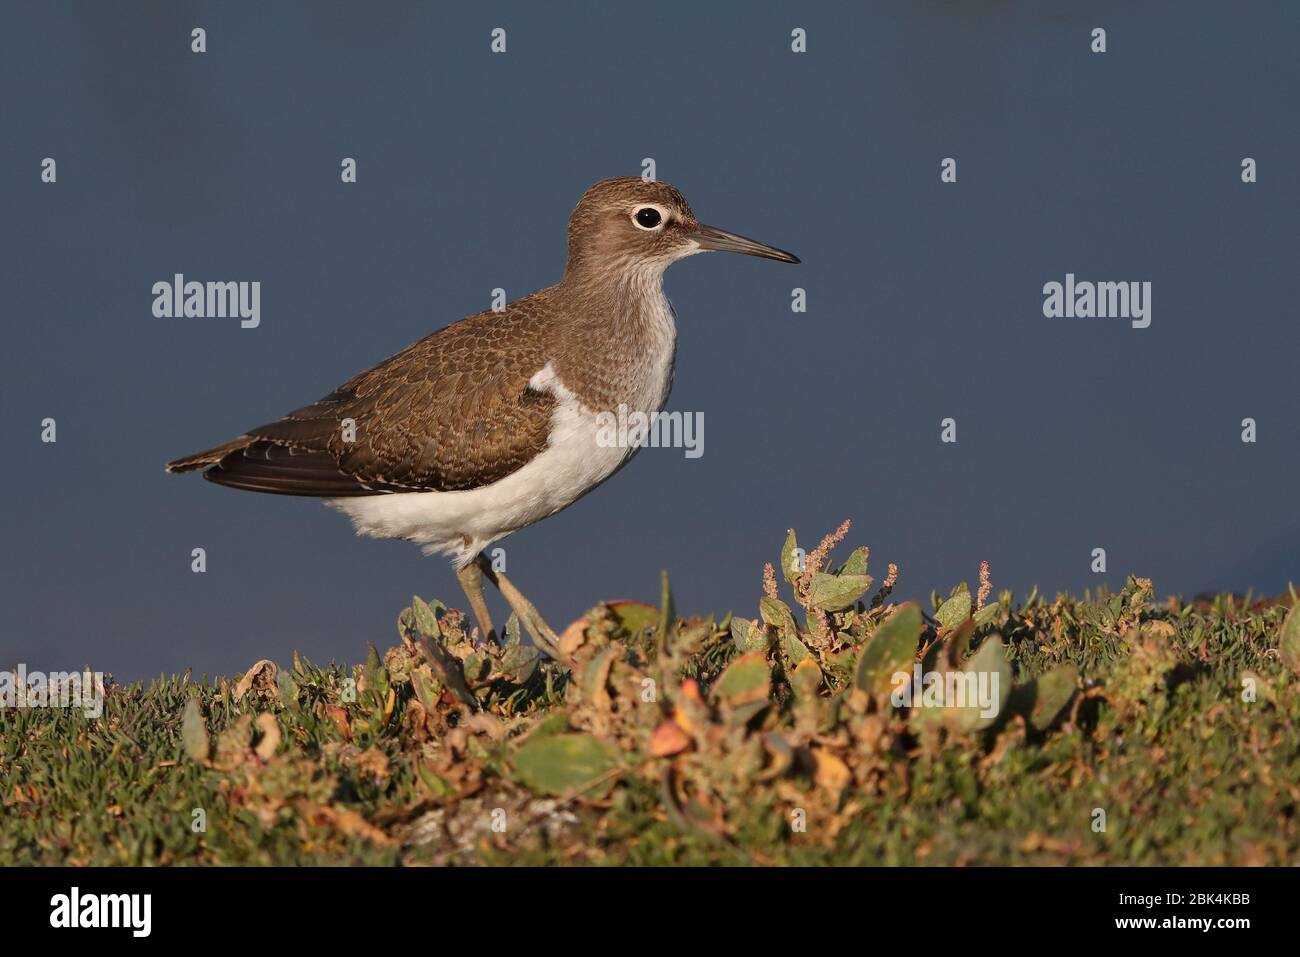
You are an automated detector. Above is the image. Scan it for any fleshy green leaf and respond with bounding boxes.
[712,651,772,706]
[180,699,209,761]
[974,602,1001,628]
[463,652,489,684]
[806,572,873,612]
[780,529,801,584]
[512,733,621,796]
[730,616,769,653]
[411,596,441,639]
[397,607,416,643]
[411,669,441,711]
[526,713,571,740]
[1280,603,1300,675]
[607,601,659,639]
[760,596,798,638]
[784,631,812,667]
[581,647,619,705]
[1029,663,1079,731]
[854,603,923,696]
[276,671,300,712]
[791,658,823,696]
[503,613,522,647]
[499,643,540,684]
[363,643,390,702]
[948,637,1012,733]
[935,585,972,631]
[836,546,869,577]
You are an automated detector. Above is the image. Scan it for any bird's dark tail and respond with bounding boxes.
[165,437,252,473]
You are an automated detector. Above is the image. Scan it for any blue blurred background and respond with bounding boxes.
[2,1,1296,679]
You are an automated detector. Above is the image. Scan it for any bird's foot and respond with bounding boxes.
[474,553,566,664]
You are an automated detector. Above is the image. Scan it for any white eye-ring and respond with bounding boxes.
[632,204,669,230]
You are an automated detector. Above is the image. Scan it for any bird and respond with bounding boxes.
[167,176,798,658]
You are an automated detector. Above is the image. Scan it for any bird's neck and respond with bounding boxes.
[549,264,678,412]
[556,259,674,334]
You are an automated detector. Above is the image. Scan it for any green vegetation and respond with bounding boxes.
[3,522,1298,866]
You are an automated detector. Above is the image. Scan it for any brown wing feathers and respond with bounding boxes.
[165,304,558,497]
[206,442,390,496]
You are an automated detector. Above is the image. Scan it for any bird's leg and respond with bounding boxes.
[455,560,497,645]
[474,553,565,663]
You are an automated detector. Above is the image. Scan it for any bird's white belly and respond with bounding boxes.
[327,362,666,567]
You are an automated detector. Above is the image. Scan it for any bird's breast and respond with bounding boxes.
[623,293,678,417]
[554,288,678,419]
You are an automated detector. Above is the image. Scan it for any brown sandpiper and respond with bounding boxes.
[167,176,799,658]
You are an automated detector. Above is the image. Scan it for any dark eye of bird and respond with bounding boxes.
[635,207,662,228]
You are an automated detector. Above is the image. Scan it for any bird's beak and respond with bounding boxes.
[690,224,800,264]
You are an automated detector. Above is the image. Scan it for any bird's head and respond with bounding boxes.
[564,176,799,282]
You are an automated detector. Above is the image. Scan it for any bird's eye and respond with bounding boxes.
[633,206,664,230]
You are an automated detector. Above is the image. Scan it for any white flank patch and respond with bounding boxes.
[326,371,664,567]
[328,285,678,567]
